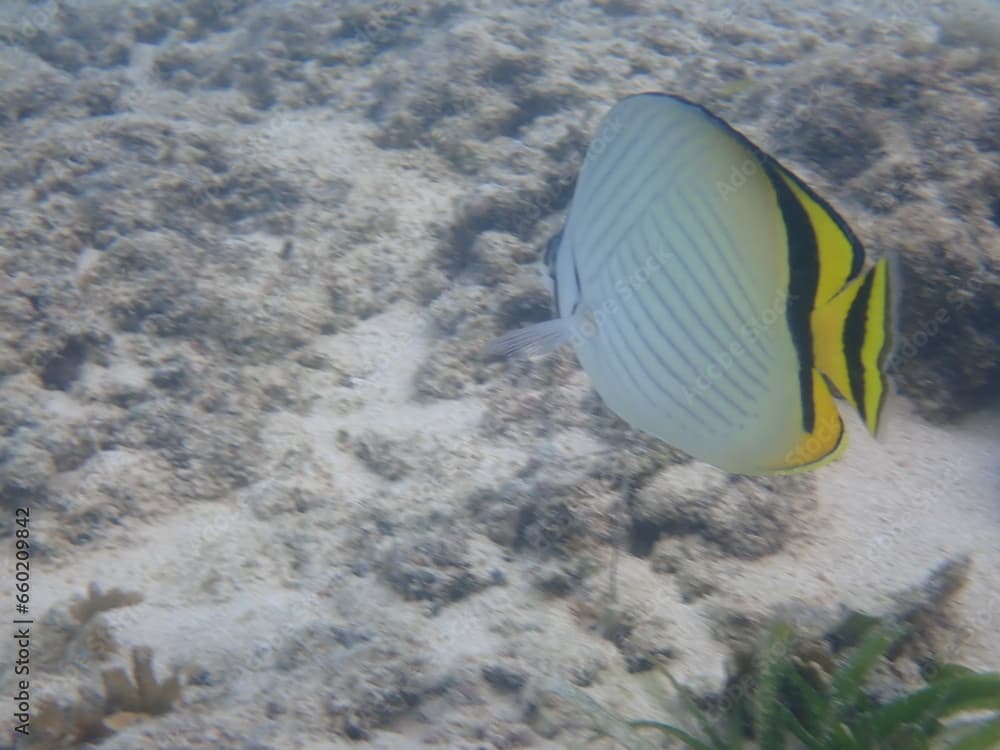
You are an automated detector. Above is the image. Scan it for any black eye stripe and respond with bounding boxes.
[570,251,581,316]
[544,229,563,270]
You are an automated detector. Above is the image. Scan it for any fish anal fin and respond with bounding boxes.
[811,257,891,435]
[769,369,846,474]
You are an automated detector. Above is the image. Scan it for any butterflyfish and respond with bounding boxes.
[488,93,893,475]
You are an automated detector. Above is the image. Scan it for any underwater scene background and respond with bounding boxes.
[0,0,998,747]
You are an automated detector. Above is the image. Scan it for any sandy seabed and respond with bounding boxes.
[0,0,998,748]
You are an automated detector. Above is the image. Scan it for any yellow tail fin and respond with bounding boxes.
[811,257,892,435]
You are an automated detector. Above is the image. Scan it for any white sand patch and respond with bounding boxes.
[724,398,1000,668]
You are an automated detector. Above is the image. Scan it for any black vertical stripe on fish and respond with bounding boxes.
[843,267,875,422]
[765,161,820,434]
[544,230,563,271]
[570,246,582,316]
[546,231,563,316]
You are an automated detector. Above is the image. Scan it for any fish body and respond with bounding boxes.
[490,93,893,475]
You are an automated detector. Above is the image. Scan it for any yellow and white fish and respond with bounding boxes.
[489,93,893,475]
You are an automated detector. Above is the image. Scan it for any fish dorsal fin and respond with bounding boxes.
[771,165,863,305]
[811,257,892,435]
[767,161,890,436]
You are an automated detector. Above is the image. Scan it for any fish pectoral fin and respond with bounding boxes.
[484,319,573,359]
[811,257,892,436]
[769,370,846,474]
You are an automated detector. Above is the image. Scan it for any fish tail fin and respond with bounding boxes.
[811,257,893,435]
[484,319,573,359]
